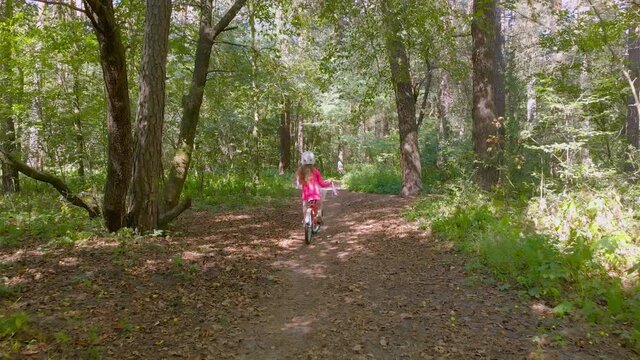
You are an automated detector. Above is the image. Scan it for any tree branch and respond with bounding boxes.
[221,26,238,32]
[0,149,100,218]
[204,0,247,43]
[159,198,192,227]
[31,0,87,15]
[215,40,249,48]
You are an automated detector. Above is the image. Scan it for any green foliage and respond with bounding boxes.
[342,164,402,194]
[0,182,101,247]
[0,312,28,339]
[409,182,640,350]
[184,169,296,211]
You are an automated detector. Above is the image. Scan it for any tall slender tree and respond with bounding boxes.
[382,0,422,196]
[471,0,502,189]
[278,97,292,174]
[627,25,640,150]
[83,0,133,231]
[128,0,172,232]
[163,0,246,210]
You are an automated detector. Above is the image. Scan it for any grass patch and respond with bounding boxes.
[183,168,297,211]
[342,164,402,194]
[0,187,101,248]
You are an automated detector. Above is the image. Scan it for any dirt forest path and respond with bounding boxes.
[1,190,636,359]
[177,190,633,359]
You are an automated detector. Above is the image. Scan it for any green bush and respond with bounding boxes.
[342,164,402,194]
[0,188,101,247]
[410,183,640,350]
[184,168,296,210]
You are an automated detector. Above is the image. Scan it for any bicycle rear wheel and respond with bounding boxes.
[304,208,313,244]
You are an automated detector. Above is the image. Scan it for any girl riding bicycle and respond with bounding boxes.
[296,151,336,224]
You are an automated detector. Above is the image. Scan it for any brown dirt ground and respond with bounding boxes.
[0,190,637,359]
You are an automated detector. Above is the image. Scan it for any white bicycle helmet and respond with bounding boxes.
[301,151,315,165]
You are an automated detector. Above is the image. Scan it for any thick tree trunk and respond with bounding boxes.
[163,0,246,210]
[627,26,640,150]
[382,0,422,196]
[84,0,133,232]
[278,97,292,174]
[472,0,502,190]
[128,0,172,233]
[1,0,20,193]
[0,149,100,218]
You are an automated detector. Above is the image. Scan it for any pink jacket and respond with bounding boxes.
[301,168,332,201]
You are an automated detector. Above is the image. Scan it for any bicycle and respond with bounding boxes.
[303,200,321,245]
[303,183,338,245]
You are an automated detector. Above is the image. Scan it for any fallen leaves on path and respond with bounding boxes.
[0,192,635,359]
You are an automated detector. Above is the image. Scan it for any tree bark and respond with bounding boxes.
[296,105,304,164]
[128,0,172,232]
[494,5,505,119]
[83,0,133,232]
[250,0,260,182]
[72,66,87,178]
[627,25,640,150]
[472,0,502,190]
[163,0,246,210]
[382,0,422,196]
[0,149,100,218]
[1,0,20,193]
[278,97,292,174]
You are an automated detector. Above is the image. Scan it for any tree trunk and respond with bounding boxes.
[437,71,452,168]
[494,5,505,119]
[250,0,260,182]
[627,25,640,150]
[382,0,422,196]
[72,67,87,178]
[278,97,292,174]
[297,107,304,164]
[163,0,246,210]
[128,0,172,233]
[83,0,133,232]
[1,0,20,193]
[472,0,502,190]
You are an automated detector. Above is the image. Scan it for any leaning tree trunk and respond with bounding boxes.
[83,0,133,232]
[163,0,246,210]
[1,0,20,193]
[278,97,292,174]
[128,0,172,232]
[472,0,502,190]
[0,149,100,217]
[382,0,422,196]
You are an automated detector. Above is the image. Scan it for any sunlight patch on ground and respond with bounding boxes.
[271,259,327,279]
[0,248,46,264]
[530,302,552,317]
[282,315,316,334]
[211,214,252,222]
[58,257,80,267]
